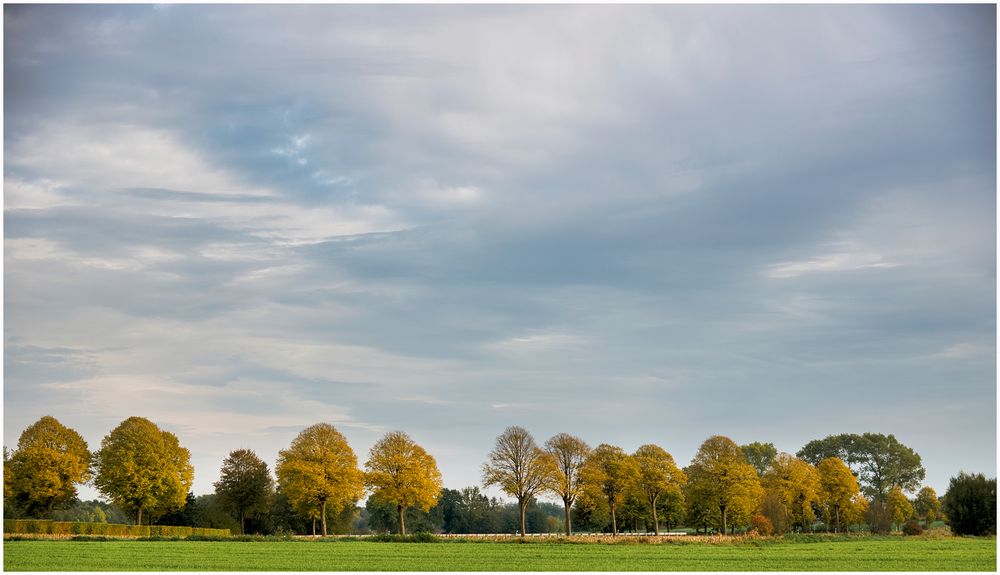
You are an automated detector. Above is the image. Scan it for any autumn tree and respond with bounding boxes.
[914,486,941,525]
[633,444,686,535]
[93,417,193,525]
[6,416,92,516]
[580,444,639,536]
[797,433,924,500]
[275,423,364,537]
[543,433,590,536]
[741,442,777,477]
[685,435,762,535]
[364,431,443,535]
[761,453,821,533]
[482,426,555,537]
[887,485,914,530]
[214,449,274,534]
[816,456,861,533]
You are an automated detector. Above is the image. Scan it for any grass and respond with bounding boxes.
[3,535,996,571]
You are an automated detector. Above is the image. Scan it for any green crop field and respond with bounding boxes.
[3,536,996,571]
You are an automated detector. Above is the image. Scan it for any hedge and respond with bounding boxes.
[3,519,230,538]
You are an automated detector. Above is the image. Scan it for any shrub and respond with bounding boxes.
[901,520,923,536]
[3,520,230,538]
[943,472,997,536]
[369,532,438,543]
[750,514,773,536]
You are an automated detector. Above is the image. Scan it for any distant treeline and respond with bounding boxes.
[4,416,996,537]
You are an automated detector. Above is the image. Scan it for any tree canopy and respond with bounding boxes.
[943,472,996,536]
[914,486,941,524]
[816,456,861,533]
[580,443,639,536]
[6,416,92,516]
[796,433,924,500]
[275,423,364,537]
[761,453,820,533]
[741,442,777,477]
[364,431,443,535]
[93,416,193,525]
[214,448,274,534]
[684,435,762,535]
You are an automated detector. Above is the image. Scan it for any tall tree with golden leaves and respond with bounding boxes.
[482,426,556,536]
[365,431,443,535]
[7,416,92,516]
[685,435,763,535]
[276,423,364,537]
[94,416,193,525]
[580,444,640,536]
[633,444,686,535]
[761,453,821,533]
[816,456,861,532]
[544,433,590,536]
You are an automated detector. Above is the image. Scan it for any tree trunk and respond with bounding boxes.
[321,500,328,537]
[397,504,406,536]
[721,506,727,536]
[650,494,660,535]
[610,500,618,536]
[563,498,572,536]
[240,510,246,535]
[137,508,143,526]
[518,499,527,537]
[311,517,316,536]
[835,507,841,534]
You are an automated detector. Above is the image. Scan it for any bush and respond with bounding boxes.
[369,532,438,543]
[901,520,923,536]
[943,472,997,536]
[750,514,773,536]
[3,519,230,538]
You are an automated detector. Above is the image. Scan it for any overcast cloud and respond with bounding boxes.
[4,4,995,499]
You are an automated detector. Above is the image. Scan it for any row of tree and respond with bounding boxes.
[4,416,996,537]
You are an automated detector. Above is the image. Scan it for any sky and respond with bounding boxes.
[3,4,996,502]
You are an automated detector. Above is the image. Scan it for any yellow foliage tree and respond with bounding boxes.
[93,416,193,525]
[482,426,556,537]
[7,416,92,516]
[633,444,686,535]
[762,453,821,533]
[914,486,940,524]
[276,423,364,537]
[544,433,591,536]
[580,444,640,536]
[816,456,861,533]
[685,435,763,535]
[887,485,914,530]
[364,431,443,535]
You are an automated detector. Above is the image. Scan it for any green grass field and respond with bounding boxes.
[3,536,996,571]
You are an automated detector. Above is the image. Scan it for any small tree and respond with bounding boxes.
[914,486,941,525]
[762,453,821,533]
[580,444,639,536]
[482,426,555,537]
[943,472,997,536]
[93,417,193,525]
[214,449,274,534]
[543,433,590,536]
[7,416,92,516]
[816,457,861,533]
[887,485,914,531]
[364,431,443,535]
[275,423,364,536]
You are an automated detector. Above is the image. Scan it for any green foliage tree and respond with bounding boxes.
[275,423,364,536]
[632,444,686,535]
[214,449,275,534]
[364,431,443,535]
[761,453,821,533]
[6,416,92,516]
[93,416,193,525]
[543,433,590,536]
[943,472,997,536]
[482,426,556,536]
[580,444,639,536]
[684,435,762,535]
[816,456,861,533]
[741,442,777,477]
[914,486,941,525]
[797,433,924,500]
[887,485,914,530]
